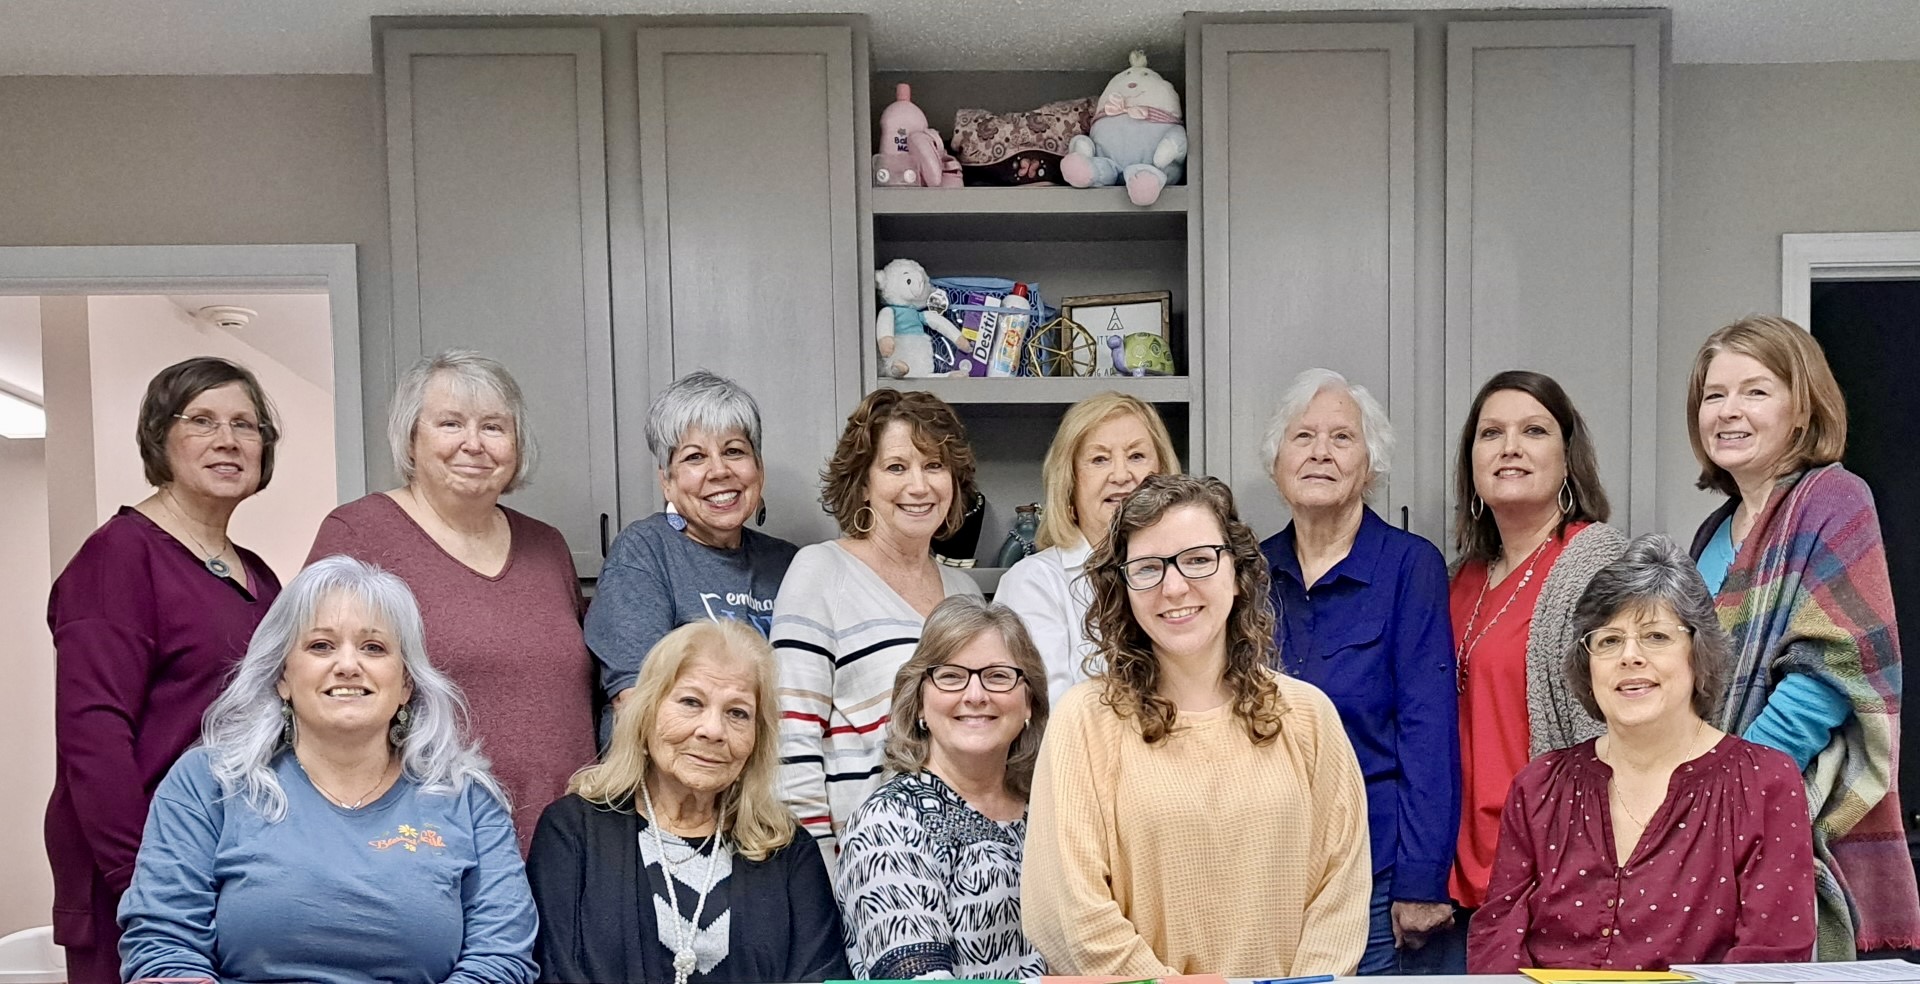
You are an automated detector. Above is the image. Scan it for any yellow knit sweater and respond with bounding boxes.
[1021,672,1371,977]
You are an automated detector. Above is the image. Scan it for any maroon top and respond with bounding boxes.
[45,507,280,952]
[1469,735,1815,971]
[307,493,596,852]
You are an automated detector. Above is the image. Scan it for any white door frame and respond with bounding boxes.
[1781,232,1920,325]
[0,244,365,500]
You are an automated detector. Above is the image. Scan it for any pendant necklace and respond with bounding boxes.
[300,755,396,810]
[642,779,725,984]
[1454,538,1552,693]
[161,493,235,579]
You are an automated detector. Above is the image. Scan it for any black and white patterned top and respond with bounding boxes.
[838,771,1045,980]
[638,822,735,980]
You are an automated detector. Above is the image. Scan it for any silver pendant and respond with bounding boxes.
[206,556,232,579]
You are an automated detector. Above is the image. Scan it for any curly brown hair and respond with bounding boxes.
[820,388,978,538]
[1082,473,1284,746]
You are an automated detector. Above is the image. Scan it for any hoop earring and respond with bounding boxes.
[916,718,927,733]
[280,699,294,747]
[1558,479,1575,516]
[1469,494,1485,521]
[389,705,412,746]
[852,503,876,536]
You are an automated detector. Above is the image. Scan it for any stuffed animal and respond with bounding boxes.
[876,258,968,378]
[1108,333,1174,376]
[1060,50,1187,206]
[872,83,963,188]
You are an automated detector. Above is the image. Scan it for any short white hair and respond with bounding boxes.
[1260,367,1394,498]
[387,350,538,493]
[645,369,763,470]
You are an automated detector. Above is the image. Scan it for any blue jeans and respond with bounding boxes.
[1360,871,1470,976]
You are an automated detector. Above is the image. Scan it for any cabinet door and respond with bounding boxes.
[1201,22,1417,542]
[631,27,860,547]
[384,28,618,576]
[1446,18,1661,533]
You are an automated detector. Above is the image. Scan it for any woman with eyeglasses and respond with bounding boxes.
[1022,474,1371,977]
[45,357,285,983]
[1469,535,1813,971]
[837,596,1051,980]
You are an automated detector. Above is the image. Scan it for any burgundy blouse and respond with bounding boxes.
[46,507,280,953]
[1469,735,1815,971]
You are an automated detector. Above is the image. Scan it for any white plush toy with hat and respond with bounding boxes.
[1061,50,1187,206]
[875,258,968,378]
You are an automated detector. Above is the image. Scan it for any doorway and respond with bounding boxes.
[1783,232,1920,825]
[0,244,363,936]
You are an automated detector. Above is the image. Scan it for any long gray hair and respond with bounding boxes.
[200,555,503,821]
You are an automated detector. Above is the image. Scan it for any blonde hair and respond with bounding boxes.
[1686,315,1848,497]
[567,621,793,861]
[1035,393,1181,551]
[881,596,1051,800]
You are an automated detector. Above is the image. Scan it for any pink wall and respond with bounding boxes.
[0,437,55,934]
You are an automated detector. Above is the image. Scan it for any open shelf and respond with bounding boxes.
[886,374,1192,405]
[873,186,1190,241]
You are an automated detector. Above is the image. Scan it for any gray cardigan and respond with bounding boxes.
[1525,522,1628,756]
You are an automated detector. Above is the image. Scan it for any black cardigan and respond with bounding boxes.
[527,793,850,984]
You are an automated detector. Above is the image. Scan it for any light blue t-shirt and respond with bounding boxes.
[1696,515,1737,595]
[119,747,537,984]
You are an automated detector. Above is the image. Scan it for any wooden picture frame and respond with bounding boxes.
[1060,291,1173,377]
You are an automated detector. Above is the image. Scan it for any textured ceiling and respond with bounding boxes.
[0,0,1917,75]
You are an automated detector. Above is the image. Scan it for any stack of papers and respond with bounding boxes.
[1668,961,1920,983]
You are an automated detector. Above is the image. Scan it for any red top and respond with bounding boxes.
[46,508,280,953]
[308,493,596,852]
[1468,736,1815,970]
[1448,524,1582,908]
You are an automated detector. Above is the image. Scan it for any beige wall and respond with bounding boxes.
[1656,61,1920,537]
[84,294,337,580]
[0,437,55,935]
[0,74,392,490]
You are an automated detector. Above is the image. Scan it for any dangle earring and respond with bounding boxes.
[756,501,767,527]
[280,699,295,747]
[1558,479,1575,515]
[390,705,412,745]
[1469,494,1485,521]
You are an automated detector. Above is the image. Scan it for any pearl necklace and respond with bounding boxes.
[1455,538,1552,694]
[641,780,725,984]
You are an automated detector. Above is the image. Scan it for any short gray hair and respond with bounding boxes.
[1563,533,1732,723]
[388,350,539,493]
[200,555,504,822]
[645,369,764,470]
[1260,368,1393,497]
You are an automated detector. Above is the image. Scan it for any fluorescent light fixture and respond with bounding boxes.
[0,390,46,439]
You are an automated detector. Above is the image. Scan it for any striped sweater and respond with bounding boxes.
[771,541,982,871]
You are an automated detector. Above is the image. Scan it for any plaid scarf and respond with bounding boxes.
[1693,464,1919,956]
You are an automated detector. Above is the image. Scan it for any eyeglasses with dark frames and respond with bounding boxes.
[925,664,1026,693]
[173,413,266,443]
[1119,544,1231,591]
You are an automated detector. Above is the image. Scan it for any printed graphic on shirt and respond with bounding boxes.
[370,823,447,853]
[700,590,775,637]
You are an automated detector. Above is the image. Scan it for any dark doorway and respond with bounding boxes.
[1810,279,1920,823]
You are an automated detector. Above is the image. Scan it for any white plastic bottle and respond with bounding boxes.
[987,284,1030,377]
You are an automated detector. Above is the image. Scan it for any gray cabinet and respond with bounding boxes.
[1445,18,1661,534]
[1197,13,1662,550]
[384,21,864,569]
[383,27,619,576]
[629,27,861,546]
[1200,22,1417,541]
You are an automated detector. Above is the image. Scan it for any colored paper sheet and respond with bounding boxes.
[1520,970,1694,984]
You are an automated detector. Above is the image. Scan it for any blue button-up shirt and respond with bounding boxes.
[1261,507,1460,903]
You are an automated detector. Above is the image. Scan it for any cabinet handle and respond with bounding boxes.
[599,513,611,558]
[1400,506,1410,532]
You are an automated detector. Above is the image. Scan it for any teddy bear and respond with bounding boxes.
[1060,50,1188,206]
[876,258,969,378]
[871,83,963,188]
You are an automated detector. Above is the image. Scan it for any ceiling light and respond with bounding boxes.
[0,390,46,440]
